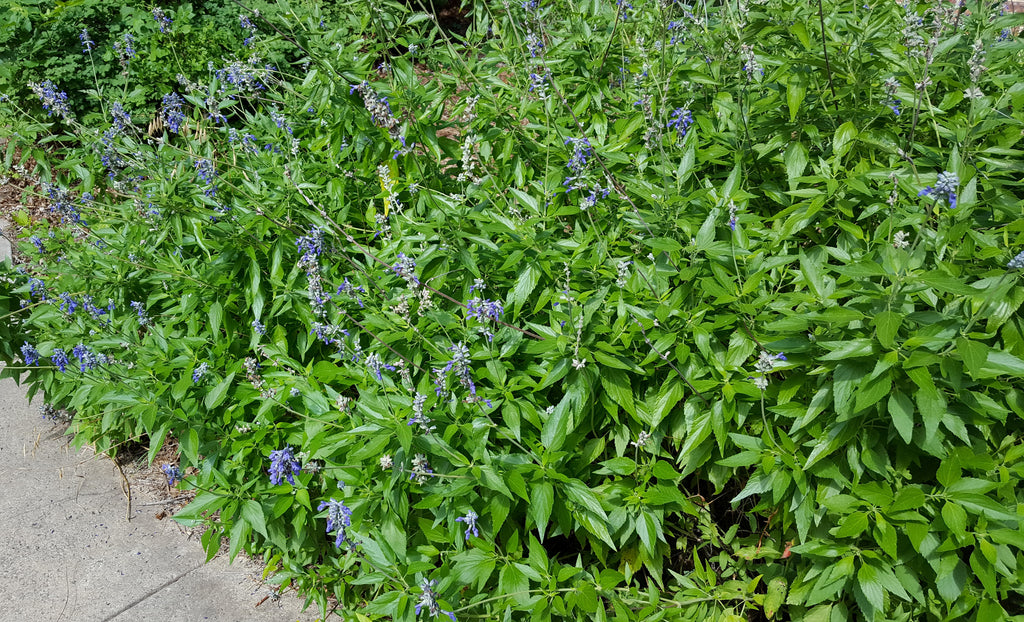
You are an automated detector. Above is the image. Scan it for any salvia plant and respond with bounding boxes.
[2,0,1024,620]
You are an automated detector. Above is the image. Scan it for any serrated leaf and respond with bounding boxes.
[531,482,554,540]
[600,367,636,417]
[834,511,869,539]
[598,457,637,475]
[874,311,901,349]
[648,378,685,427]
[888,392,914,444]
[541,377,586,450]
[208,301,223,340]
[957,337,989,378]
[636,511,657,555]
[453,548,496,589]
[950,492,1019,522]
[979,349,1024,377]
[833,121,858,159]
[241,499,268,537]
[785,142,808,188]
[787,74,807,122]
[855,371,891,412]
[509,263,540,315]
[856,563,884,612]
[935,555,967,602]
[173,491,226,525]
[205,372,235,410]
[563,479,607,519]
[478,465,514,499]
[799,251,824,298]
[941,501,968,538]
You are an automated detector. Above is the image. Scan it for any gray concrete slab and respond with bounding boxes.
[0,218,11,262]
[0,377,320,622]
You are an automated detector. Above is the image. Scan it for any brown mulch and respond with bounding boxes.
[0,138,50,266]
[116,435,198,521]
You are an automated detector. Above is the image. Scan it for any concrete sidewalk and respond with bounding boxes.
[0,377,320,622]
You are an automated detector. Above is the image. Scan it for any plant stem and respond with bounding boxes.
[816,0,839,111]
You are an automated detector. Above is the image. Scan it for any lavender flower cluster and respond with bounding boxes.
[455,510,479,541]
[161,464,182,486]
[416,578,456,621]
[295,226,332,317]
[317,498,353,548]
[918,171,958,209]
[153,8,173,33]
[667,108,693,140]
[161,92,186,133]
[21,343,39,366]
[350,81,401,140]
[29,80,71,120]
[268,446,302,486]
[751,351,786,390]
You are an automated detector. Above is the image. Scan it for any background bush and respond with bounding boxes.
[0,0,302,122]
[2,0,1024,620]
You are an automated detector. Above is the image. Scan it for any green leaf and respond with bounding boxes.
[888,486,925,513]
[951,492,1019,523]
[541,377,586,451]
[453,549,496,590]
[478,465,513,499]
[208,301,223,340]
[873,311,902,349]
[979,349,1024,377]
[784,142,808,189]
[499,564,530,605]
[970,549,998,598]
[205,372,235,410]
[799,251,824,299]
[790,21,811,49]
[941,501,968,538]
[643,237,682,253]
[957,338,989,378]
[787,74,807,123]
[764,577,787,619]
[935,555,967,603]
[241,499,268,537]
[507,469,529,500]
[228,517,251,562]
[531,482,554,540]
[888,392,914,444]
[917,271,976,296]
[818,339,874,361]
[648,378,685,427]
[509,263,541,315]
[855,371,891,412]
[172,491,226,525]
[180,428,200,467]
[716,450,761,468]
[874,517,898,559]
[598,457,637,475]
[600,368,636,417]
[360,536,395,568]
[563,479,607,519]
[855,563,884,613]
[834,511,869,539]
[636,511,657,555]
[833,121,858,159]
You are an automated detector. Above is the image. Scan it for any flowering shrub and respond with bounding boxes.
[2,0,1024,620]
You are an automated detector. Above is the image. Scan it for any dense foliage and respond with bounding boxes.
[3,0,1024,620]
[0,0,299,122]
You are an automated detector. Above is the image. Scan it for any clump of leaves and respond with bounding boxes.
[2,0,1024,621]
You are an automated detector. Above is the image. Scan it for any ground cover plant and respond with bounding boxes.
[2,0,1024,620]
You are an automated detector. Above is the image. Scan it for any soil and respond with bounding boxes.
[0,138,50,265]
